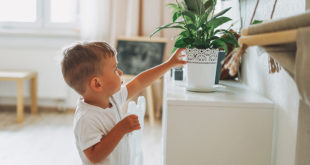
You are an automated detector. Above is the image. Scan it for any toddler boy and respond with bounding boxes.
[61,41,185,165]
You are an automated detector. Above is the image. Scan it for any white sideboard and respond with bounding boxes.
[162,73,274,165]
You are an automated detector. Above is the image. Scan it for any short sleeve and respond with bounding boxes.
[75,116,103,151]
[112,85,128,106]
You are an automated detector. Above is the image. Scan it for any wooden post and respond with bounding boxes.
[17,80,24,123]
[146,86,155,126]
[138,0,144,36]
[30,74,38,114]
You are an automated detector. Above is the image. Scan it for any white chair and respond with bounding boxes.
[127,96,146,165]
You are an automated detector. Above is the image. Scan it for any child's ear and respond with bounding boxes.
[90,77,103,92]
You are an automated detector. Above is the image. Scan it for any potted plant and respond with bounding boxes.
[151,0,238,92]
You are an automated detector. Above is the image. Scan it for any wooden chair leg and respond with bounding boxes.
[30,75,38,114]
[17,80,24,123]
[146,85,155,126]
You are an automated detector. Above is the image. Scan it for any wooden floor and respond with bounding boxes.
[0,110,162,165]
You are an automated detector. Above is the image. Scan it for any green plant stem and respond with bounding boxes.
[176,0,193,42]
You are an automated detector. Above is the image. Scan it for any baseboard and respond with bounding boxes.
[0,96,75,113]
[0,96,76,110]
[0,104,75,113]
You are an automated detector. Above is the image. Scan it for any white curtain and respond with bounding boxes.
[126,0,140,37]
[221,0,241,32]
[79,0,112,41]
[79,0,140,46]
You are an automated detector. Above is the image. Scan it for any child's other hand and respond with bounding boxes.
[167,48,187,67]
[118,114,141,134]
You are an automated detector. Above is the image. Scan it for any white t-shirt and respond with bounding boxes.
[73,86,129,165]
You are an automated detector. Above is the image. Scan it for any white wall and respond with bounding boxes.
[0,0,171,109]
[0,33,80,108]
[239,0,305,165]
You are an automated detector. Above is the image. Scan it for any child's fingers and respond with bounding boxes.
[177,54,186,60]
[127,114,138,119]
[181,60,187,64]
[174,48,186,55]
[134,124,141,130]
[133,119,140,125]
[132,122,141,130]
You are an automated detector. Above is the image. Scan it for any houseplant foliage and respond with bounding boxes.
[150,0,238,53]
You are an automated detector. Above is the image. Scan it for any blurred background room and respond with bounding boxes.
[0,0,309,165]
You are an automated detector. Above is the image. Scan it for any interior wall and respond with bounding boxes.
[0,0,175,109]
[0,34,79,108]
[239,0,305,165]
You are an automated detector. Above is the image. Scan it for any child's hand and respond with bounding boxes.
[118,114,141,134]
[167,48,187,67]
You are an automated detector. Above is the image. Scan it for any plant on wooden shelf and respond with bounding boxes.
[151,0,238,92]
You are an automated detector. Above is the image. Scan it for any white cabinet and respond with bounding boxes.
[162,74,274,165]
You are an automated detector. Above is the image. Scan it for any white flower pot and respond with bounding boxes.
[185,48,219,92]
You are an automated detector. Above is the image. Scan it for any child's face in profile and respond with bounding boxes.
[100,56,123,95]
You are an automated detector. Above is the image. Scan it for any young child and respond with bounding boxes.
[61,41,185,165]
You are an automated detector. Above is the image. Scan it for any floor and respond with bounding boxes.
[0,110,162,165]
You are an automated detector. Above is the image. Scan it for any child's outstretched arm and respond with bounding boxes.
[126,48,186,100]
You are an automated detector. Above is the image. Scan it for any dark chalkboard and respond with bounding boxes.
[116,37,167,75]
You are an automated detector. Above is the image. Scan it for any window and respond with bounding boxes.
[0,0,79,31]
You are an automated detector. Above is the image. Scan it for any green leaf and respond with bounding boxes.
[180,1,187,10]
[184,37,195,44]
[211,7,231,19]
[208,25,215,37]
[152,0,237,50]
[214,29,239,47]
[192,39,206,48]
[175,38,187,48]
[214,29,227,35]
[252,19,263,24]
[171,25,186,29]
[181,10,196,23]
[203,0,215,11]
[211,39,228,53]
[220,37,238,47]
[184,0,204,15]
[185,24,197,31]
[150,22,184,38]
[209,36,219,40]
[198,6,214,27]
[170,47,178,55]
[203,39,211,48]
[172,11,181,22]
[207,17,231,29]
[222,31,239,46]
[179,31,190,38]
[167,3,178,10]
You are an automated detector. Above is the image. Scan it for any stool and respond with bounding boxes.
[0,71,38,123]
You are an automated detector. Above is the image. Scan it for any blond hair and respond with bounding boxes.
[61,41,116,95]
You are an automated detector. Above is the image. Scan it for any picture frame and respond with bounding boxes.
[115,37,167,75]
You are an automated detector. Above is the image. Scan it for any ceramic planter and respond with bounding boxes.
[185,48,219,92]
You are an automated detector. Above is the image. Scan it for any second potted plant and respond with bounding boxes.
[151,0,238,91]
